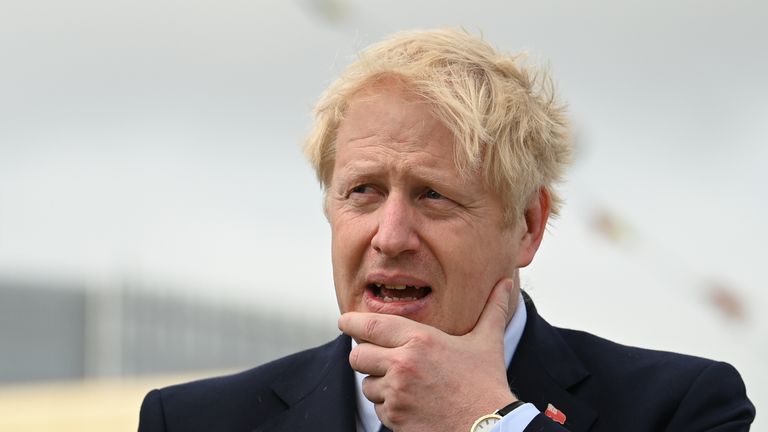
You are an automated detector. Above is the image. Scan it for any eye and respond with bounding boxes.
[349,184,374,196]
[423,189,444,200]
[419,187,460,214]
[346,184,384,203]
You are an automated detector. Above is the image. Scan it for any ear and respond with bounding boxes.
[515,187,551,268]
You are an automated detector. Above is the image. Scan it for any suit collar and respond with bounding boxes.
[257,334,357,432]
[508,292,598,431]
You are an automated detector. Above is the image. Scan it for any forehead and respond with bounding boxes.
[344,84,441,132]
[336,84,455,167]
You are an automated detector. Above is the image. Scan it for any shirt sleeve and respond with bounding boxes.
[490,403,539,431]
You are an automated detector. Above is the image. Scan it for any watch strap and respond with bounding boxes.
[495,400,527,417]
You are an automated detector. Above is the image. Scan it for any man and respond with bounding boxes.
[138,29,755,431]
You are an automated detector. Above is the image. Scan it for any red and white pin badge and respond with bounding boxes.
[545,403,567,425]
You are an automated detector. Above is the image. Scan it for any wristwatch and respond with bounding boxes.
[470,400,526,431]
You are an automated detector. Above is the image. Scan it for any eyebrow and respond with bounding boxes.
[334,160,471,195]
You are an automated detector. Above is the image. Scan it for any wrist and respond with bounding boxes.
[477,391,517,416]
[469,397,525,432]
[496,400,526,416]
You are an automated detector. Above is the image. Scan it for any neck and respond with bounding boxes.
[507,270,522,326]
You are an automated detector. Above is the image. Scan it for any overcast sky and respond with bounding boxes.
[1,0,766,419]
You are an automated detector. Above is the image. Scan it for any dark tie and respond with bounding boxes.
[378,426,392,432]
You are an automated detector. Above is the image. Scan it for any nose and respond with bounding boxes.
[371,193,420,257]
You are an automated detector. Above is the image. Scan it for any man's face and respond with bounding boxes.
[327,83,532,336]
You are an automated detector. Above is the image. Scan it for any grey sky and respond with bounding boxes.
[0,0,765,420]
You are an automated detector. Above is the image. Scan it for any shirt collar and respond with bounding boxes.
[352,292,528,432]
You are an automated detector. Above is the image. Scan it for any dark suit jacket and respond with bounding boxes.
[138,296,755,431]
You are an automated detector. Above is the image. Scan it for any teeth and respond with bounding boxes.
[382,296,418,302]
[373,283,414,290]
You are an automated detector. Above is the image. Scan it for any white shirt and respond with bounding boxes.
[353,293,540,432]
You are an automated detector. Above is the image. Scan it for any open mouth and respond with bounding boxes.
[368,283,432,302]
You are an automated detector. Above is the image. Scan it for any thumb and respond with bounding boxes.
[471,278,515,339]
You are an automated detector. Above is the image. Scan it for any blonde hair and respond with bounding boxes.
[304,28,571,224]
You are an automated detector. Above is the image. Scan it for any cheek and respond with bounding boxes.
[437,231,516,333]
[331,235,357,314]
[331,220,371,267]
[330,216,374,305]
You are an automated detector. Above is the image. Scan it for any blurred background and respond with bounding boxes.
[0,0,765,430]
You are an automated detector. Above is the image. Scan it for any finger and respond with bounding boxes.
[339,312,424,348]
[471,278,515,338]
[361,375,385,404]
[374,403,394,431]
[349,341,391,376]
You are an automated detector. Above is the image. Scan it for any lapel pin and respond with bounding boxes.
[545,403,567,425]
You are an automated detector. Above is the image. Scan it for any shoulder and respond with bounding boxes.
[555,325,746,393]
[557,326,716,379]
[554,327,754,429]
[520,293,745,394]
[138,335,347,432]
[159,335,337,402]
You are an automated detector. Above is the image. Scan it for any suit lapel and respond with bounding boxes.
[256,334,357,432]
[508,294,598,432]
[252,295,597,432]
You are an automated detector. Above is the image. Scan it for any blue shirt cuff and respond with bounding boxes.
[490,403,540,432]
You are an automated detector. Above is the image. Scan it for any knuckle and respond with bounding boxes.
[390,377,410,395]
[348,347,360,368]
[363,317,381,340]
[389,356,419,384]
[361,376,374,398]
[382,397,409,426]
[387,410,407,427]
[408,331,434,348]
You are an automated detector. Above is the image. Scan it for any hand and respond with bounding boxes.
[338,278,518,432]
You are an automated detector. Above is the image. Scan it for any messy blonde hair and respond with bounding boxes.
[304,28,571,224]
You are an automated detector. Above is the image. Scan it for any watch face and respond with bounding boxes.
[471,414,501,431]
